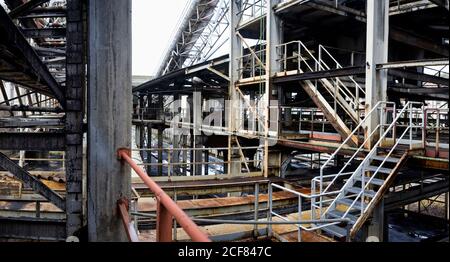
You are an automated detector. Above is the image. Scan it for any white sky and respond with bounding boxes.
[132,0,187,76]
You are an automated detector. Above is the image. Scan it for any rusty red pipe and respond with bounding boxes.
[118,149,211,242]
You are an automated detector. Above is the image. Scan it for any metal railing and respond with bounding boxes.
[314,101,395,217]
[268,183,350,242]
[318,45,366,113]
[314,102,425,226]
[276,41,363,125]
[117,148,211,242]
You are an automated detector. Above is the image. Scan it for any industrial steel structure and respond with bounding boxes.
[0,0,448,242]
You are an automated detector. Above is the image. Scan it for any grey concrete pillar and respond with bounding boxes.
[365,0,389,148]
[88,0,132,242]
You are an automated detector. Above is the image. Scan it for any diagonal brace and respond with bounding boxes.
[0,152,66,211]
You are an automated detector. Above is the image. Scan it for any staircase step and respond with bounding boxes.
[321,224,348,238]
[346,187,377,198]
[337,198,365,211]
[371,155,401,163]
[366,165,393,174]
[355,176,385,186]
[326,210,358,224]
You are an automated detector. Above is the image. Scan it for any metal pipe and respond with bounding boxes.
[131,212,349,225]
[118,149,211,242]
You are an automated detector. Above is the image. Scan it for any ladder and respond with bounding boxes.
[312,101,425,240]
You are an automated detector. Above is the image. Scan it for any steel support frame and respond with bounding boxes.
[0,132,66,151]
[0,152,66,211]
[65,0,85,238]
[0,6,66,107]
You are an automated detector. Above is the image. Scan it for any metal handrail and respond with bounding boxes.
[319,101,394,193]
[319,102,424,220]
[117,149,211,242]
[276,41,364,123]
[268,183,350,242]
[319,44,366,97]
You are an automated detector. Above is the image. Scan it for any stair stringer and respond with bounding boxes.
[349,151,410,239]
[299,79,359,146]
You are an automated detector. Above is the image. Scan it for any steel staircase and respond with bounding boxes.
[277,41,365,145]
[311,101,425,241]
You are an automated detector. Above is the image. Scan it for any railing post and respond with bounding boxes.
[156,200,174,242]
[410,103,413,149]
[435,111,440,157]
[267,183,273,237]
[298,195,302,242]
[253,183,260,238]
[173,191,178,241]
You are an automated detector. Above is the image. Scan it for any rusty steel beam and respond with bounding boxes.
[117,199,140,242]
[0,217,66,241]
[0,152,66,211]
[274,66,365,84]
[0,132,66,151]
[8,0,50,19]
[21,27,66,39]
[0,7,66,107]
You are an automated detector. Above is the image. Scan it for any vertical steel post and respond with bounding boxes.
[267,183,273,237]
[156,200,174,242]
[253,183,260,238]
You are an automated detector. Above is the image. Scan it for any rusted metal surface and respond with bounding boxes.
[134,176,275,197]
[118,148,211,242]
[117,199,139,242]
[276,230,331,242]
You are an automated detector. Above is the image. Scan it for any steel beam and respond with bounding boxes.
[0,152,66,211]
[378,59,449,69]
[389,68,449,86]
[8,0,50,19]
[274,66,365,84]
[429,0,450,10]
[0,217,66,241]
[0,7,66,107]
[385,179,449,211]
[0,132,66,151]
[21,28,66,39]
[390,28,449,57]
[0,117,63,128]
[0,105,63,113]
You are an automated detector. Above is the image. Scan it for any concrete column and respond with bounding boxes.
[364,200,385,242]
[365,0,389,147]
[363,0,389,242]
[88,0,132,242]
